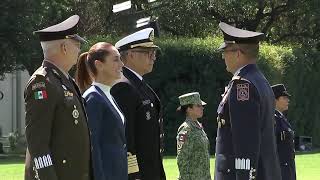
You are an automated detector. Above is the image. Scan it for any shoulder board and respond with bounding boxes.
[32,66,48,77]
[178,122,191,132]
[231,76,251,83]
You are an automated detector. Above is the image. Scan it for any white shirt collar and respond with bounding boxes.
[125,66,143,81]
[92,81,125,123]
[92,82,111,94]
[276,109,284,116]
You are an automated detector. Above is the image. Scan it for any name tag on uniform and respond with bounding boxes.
[127,152,139,174]
[64,91,74,100]
[142,99,151,105]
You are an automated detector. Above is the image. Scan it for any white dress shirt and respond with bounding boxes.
[92,82,125,124]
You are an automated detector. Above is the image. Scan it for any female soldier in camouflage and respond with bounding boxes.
[176,92,211,180]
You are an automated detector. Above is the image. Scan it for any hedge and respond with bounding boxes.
[82,36,318,155]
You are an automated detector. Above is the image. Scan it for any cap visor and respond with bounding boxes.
[218,42,227,50]
[283,91,291,97]
[67,34,87,43]
[142,44,159,49]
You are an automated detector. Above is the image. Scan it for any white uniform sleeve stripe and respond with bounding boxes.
[235,158,240,169]
[235,159,237,169]
[38,157,44,169]
[47,155,53,166]
[34,158,39,169]
[241,158,245,169]
[42,155,48,167]
[246,159,250,170]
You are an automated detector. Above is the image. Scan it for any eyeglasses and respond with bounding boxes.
[221,48,240,59]
[224,48,239,53]
[131,50,157,57]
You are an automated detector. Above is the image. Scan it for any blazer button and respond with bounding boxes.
[227,169,230,173]
[74,120,78,125]
[62,159,67,164]
[123,144,126,148]
[151,103,154,107]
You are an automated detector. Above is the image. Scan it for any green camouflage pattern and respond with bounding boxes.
[176,117,211,180]
[178,92,206,106]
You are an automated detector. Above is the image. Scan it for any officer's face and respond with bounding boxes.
[97,46,123,82]
[64,40,81,65]
[188,104,204,119]
[130,48,157,75]
[275,96,290,112]
[222,46,239,73]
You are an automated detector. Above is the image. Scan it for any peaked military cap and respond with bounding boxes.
[271,84,291,98]
[218,22,264,50]
[115,28,159,52]
[178,92,207,107]
[34,15,86,43]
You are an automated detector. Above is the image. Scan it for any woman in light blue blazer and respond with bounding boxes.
[75,42,127,180]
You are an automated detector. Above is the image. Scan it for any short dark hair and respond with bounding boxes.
[177,104,194,115]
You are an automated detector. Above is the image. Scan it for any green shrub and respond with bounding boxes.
[83,35,318,154]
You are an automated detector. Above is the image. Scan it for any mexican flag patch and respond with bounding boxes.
[34,90,48,100]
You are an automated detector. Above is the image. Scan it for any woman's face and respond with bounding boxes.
[275,96,290,112]
[187,104,204,119]
[97,46,123,82]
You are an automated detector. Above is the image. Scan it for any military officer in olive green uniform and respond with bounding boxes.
[24,15,92,180]
[176,92,211,180]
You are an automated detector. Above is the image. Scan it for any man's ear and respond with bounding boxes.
[61,41,67,55]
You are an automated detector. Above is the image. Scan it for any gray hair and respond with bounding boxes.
[40,39,65,56]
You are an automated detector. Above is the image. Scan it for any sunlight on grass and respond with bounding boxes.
[0,153,319,180]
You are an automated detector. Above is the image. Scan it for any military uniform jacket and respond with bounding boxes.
[176,118,211,180]
[274,110,296,180]
[111,67,166,180]
[24,61,92,180]
[214,64,281,180]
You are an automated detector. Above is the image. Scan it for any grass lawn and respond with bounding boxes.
[0,152,319,180]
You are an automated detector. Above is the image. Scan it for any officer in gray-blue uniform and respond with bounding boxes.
[214,22,282,180]
[272,84,296,180]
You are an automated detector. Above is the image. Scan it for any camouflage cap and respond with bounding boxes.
[178,92,207,106]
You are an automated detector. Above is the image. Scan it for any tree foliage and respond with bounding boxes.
[2,0,319,76]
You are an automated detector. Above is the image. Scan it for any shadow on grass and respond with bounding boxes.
[0,154,25,165]
[296,149,320,155]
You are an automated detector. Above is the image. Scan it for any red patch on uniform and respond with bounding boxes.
[237,83,249,101]
[178,134,187,142]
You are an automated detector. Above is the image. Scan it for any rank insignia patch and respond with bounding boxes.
[178,133,187,142]
[32,82,46,90]
[237,83,249,101]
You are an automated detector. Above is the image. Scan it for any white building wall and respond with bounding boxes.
[0,70,30,136]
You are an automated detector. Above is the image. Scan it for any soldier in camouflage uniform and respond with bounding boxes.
[176,92,211,180]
